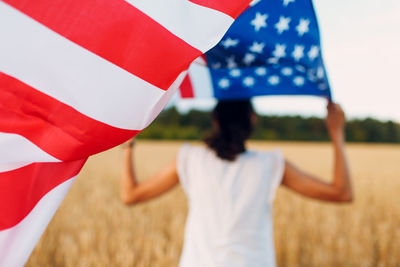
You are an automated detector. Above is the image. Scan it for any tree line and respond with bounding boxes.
[137,107,400,143]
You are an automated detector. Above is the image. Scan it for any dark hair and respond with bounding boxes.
[204,100,254,161]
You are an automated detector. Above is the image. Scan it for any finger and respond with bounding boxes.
[334,104,343,113]
[327,102,335,112]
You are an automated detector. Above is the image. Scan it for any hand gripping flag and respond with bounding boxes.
[0,0,252,265]
[179,0,332,100]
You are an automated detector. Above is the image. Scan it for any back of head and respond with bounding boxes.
[204,100,254,161]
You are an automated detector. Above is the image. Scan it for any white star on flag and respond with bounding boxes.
[318,83,328,90]
[283,0,296,7]
[249,42,265,53]
[267,57,279,64]
[296,18,310,37]
[308,45,319,60]
[307,70,317,82]
[292,45,304,61]
[293,76,305,86]
[272,44,287,59]
[230,69,241,77]
[243,76,255,87]
[255,67,267,76]
[212,62,222,69]
[295,64,306,72]
[268,75,280,85]
[243,53,256,65]
[251,12,268,31]
[221,38,239,49]
[275,16,291,34]
[281,67,293,76]
[226,56,238,68]
[317,66,325,79]
[218,78,231,89]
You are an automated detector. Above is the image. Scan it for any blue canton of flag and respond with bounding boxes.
[204,0,331,100]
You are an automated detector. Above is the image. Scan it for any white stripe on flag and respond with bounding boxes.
[0,177,75,267]
[125,0,234,53]
[0,162,29,173]
[0,2,166,130]
[188,63,214,98]
[0,133,60,172]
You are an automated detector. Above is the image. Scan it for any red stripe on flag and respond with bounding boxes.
[0,160,86,230]
[201,54,209,64]
[0,73,139,161]
[4,0,201,90]
[189,0,251,19]
[180,74,195,98]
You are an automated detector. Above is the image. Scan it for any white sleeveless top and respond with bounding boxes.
[177,144,285,267]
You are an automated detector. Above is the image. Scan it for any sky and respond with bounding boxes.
[173,0,400,122]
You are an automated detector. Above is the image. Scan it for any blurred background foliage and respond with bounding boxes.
[138,107,400,143]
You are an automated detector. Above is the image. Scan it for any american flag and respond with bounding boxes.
[0,0,251,265]
[180,0,332,100]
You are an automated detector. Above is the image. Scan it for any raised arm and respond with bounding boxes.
[281,102,353,202]
[120,140,179,205]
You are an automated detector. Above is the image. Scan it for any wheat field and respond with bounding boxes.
[27,141,400,267]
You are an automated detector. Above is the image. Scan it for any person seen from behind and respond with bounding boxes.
[120,100,352,267]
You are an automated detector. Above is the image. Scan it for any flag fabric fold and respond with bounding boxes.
[0,0,252,265]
